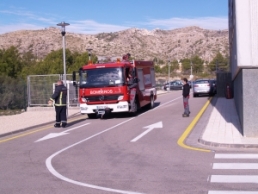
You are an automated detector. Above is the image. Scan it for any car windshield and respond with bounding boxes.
[195,80,209,84]
[79,67,124,88]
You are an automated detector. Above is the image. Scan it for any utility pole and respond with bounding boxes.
[168,60,171,91]
[56,21,70,87]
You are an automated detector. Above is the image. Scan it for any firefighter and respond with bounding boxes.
[127,70,137,112]
[122,53,131,61]
[48,80,67,128]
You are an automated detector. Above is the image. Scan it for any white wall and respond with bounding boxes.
[230,0,258,78]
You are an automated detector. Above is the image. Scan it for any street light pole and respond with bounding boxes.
[36,43,41,62]
[189,47,194,80]
[190,60,193,76]
[57,21,70,86]
[168,60,171,91]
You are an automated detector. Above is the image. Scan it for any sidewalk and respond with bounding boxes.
[0,107,81,136]
[198,97,258,148]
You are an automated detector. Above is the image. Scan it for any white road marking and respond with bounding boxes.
[35,123,90,142]
[130,121,163,142]
[209,191,258,194]
[45,95,182,193]
[213,163,258,169]
[139,95,182,116]
[210,175,258,183]
[46,117,144,194]
[215,154,258,159]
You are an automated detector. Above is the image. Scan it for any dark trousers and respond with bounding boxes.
[55,106,67,124]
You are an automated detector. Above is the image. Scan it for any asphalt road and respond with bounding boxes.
[0,91,257,194]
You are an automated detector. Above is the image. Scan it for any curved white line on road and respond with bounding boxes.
[46,95,181,193]
[46,118,144,194]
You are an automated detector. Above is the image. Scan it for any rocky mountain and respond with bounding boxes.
[0,26,229,62]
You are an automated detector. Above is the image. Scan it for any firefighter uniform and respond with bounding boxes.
[49,81,67,128]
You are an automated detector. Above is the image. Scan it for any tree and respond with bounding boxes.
[31,49,74,75]
[180,58,191,74]
[171,59,179,72]
[0,46,23,78]
[154,64,162,73]
[0,75,26,110]
[20,50,37,78]
[191,55,204,74]
[207,52,229,73]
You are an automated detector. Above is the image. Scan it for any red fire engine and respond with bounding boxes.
[73,56,157,118]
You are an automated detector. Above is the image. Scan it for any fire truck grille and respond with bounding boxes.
[85,95,120,102]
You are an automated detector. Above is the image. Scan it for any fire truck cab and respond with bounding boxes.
[73,58,157,118]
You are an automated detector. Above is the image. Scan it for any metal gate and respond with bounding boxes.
[27,74,79,107]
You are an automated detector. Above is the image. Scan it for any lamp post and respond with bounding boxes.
[57,21,70,86]
[168,60,171,91]
[190,60,193,76]
[189,47,194,80]
[36,43,41,61]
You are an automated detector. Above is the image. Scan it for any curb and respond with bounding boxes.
[196,97,258,149]
[0,112,82,138]
[198,138,258,149]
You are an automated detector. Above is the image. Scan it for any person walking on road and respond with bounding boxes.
[48,80,67,128]
[182,78,190,117]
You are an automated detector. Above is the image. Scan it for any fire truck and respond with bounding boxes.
[72,56,157,118]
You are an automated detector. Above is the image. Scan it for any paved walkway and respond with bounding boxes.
[1,91,258,148]
[199,97,258,148]
[0,107,80,136]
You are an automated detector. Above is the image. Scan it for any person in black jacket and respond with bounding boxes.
[49,80,67,128]
[182,78,190,117]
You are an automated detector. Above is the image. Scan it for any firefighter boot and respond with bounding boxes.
[61,123,67,128]
[54,123,61,128]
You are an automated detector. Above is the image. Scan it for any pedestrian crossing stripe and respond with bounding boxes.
[210,175,258,183]
[209,153,258,193]
[209,191,258,194]
[213,163,258,169]
[215,154,258,159]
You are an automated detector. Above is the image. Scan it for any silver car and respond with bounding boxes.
[193,79,216,97]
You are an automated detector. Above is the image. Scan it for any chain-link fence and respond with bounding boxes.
[27,74,79,107]
[27,74,166,107]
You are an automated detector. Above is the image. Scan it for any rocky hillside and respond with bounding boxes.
[0,26,229,62]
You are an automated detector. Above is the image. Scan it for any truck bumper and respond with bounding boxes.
[80,101,130,114]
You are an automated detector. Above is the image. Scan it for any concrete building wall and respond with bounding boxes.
[229,0,258,137]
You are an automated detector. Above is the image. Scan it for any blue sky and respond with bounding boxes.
[0,0,228,34]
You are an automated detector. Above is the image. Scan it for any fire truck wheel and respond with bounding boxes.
[148,95,154,109]
[87,113,96,119]
[131,98,139,116]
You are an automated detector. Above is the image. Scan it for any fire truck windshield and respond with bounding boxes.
[79,67,124,88]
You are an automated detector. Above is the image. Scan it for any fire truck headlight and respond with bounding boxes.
[81,98,87,102]
[117,95,124,100]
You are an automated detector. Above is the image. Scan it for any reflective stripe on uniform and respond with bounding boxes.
[59,92,63,105]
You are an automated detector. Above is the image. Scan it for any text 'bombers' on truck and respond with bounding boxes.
[72,54,157,118]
